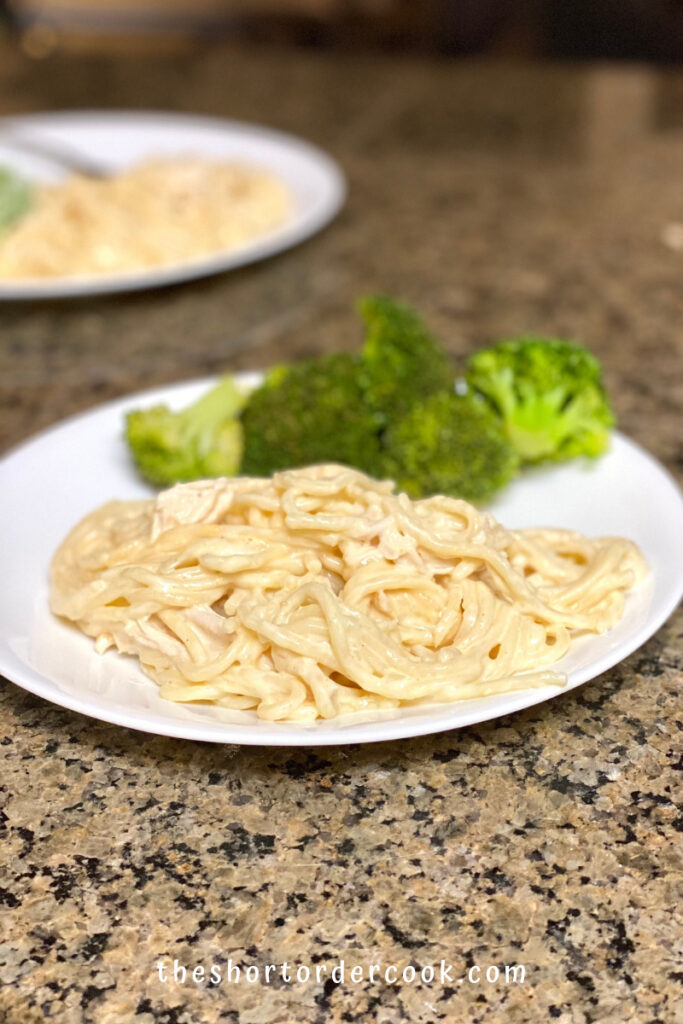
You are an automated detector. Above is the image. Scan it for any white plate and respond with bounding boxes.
[0,111,345,298]
[1,376,682,746]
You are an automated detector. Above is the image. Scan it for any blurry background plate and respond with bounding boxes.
[1,375,682,746]
[0,111,346,299]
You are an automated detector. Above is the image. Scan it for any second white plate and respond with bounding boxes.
[0,111,346,299]
[1,376,682,745]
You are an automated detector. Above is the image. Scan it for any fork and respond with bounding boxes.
[0,127,110,178]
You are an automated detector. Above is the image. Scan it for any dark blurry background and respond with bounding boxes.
[1,0,682,61]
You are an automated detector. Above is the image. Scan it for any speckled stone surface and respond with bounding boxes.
[0,43,682,1024]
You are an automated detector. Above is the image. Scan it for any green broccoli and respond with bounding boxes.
[466,337,614,463]
[240,352,384,477]
[0,167,32,232]
[382,391,520,502]
[126,375,245,487]
[357,295,456,428]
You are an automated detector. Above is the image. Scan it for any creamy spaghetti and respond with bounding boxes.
[0,158,291,279]
[50,465,647,722]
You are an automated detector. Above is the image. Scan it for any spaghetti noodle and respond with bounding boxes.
[0,158,291,279]
[50,465,647,721]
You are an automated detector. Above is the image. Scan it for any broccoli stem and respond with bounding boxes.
[180,377,245,454]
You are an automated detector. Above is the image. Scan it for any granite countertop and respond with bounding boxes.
[1,43,682,1024]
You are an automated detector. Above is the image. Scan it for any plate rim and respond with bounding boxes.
[1,375,682,746]
[0,109,346,300]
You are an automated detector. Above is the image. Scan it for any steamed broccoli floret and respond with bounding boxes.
[382,391,520,502]
[126,375,245,486]
[0,168,32,232]
[240,353,384,477]
[466,337,614,463]
[358,295,455,428]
